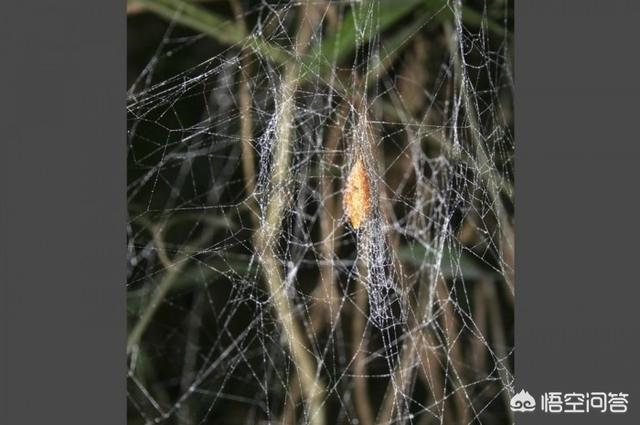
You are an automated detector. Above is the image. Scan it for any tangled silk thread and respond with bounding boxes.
[343,158,371,229]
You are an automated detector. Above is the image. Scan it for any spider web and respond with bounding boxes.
[127,1,514,424]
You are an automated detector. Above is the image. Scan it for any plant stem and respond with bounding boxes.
[445,12,514,295]
[353,267,375,425]
[229,0,259,228]
[127,225,216,354]
[253,3,326,424]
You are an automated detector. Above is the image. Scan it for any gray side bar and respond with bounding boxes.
[517,1,640,424]
[0,2,125,424]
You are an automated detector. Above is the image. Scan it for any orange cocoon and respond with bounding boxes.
[343,158,371,229]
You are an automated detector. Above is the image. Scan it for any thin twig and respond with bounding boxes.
[310,100,349,329]
[178,290,205,424]
[445,13,514,295]
[279,99,348,425]
[127,223,217,354]
[229,0,259,229]
[253,3,326,425]
[484,279,514,421]
[352,264,376,425]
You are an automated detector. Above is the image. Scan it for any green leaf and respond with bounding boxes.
[134,0,245,45]
[135,0,508,79]
[127,254,252,309]
[397,243,492,280]
[133,0,289,63]
[312,0,425,67]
